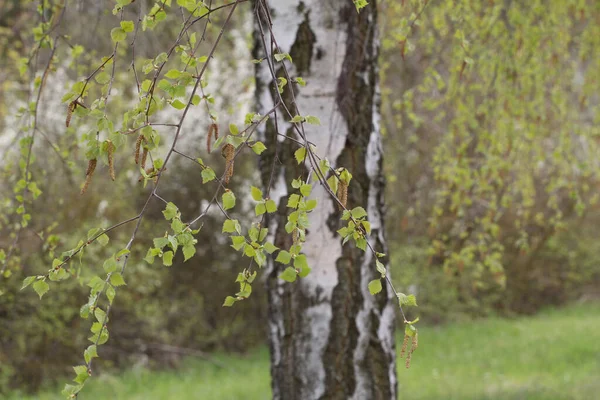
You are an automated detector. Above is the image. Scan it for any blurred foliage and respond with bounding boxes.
[382,0,600,319]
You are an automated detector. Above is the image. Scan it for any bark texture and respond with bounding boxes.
[255,1,396,399]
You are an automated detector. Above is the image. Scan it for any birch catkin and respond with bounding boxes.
[107,140,115,181]
[81,158,97,195]
[337,180,348,210]
[221,143,235,184]
[66,101,76,127]
[134,134,143,165]
[207,123,219,153]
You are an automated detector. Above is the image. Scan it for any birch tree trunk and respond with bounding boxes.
[254,1,397,399]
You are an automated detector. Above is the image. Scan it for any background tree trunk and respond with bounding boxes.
[255,1,397,399]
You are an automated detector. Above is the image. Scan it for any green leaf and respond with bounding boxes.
[368,279,382,295]
[110,27,127,42]
[279,267,297,282]
[305,115,321,125]
[275,250,292,264]
[287,194,300,208]
[183,245,196,261]
[165,69,182,79]
[294,147,307,164]
[223,296,236,307]
[170,99,186,110]
[398,293,418,307]
[290,115,303,123]
[201,167,216,183]
[252,141,267,155]
[33,279,49,299]
[231,236,246,251]
[255,203,267,216]
[110,273,126,286]
[163,202,179,220]
[274,52,292,62]
[265,199,278,213]
[351,207,368,219]
[103,257,118,273]
[222,219,239,233]
[229,123,239,135]
[251,186,263,201]
[294,254,308,270]
[376,260,386,277]
[97,234,109,246]
[263,242,278,254]
[162,251,174,267]
[84,345,98,364]
[120,20,135,32]
[222,191,236,210]
[300,184,312,197]
[21,276,36,290]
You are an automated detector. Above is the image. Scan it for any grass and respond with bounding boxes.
[9,302,600,400]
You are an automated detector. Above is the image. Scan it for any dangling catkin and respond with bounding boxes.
[400,333,409,358]
[292,228,299,245]
[134,134,143,164]
[107,140,116,181]
[81,158,97,195]
[140,147,148,169]
[337,180,348,210]
[207,123,219,153]
[66,101,76,127]
[221,143,235,184]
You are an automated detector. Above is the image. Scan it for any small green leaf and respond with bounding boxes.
[170,99,186,110]
[305,115,321,125]
[265,199,278,213]
[33,279,49,299]
[300,184,312,197]
[368,279,382,295]
[287,194,300,208]
[110,27,127,42]
[294,254,308,270]
[229,123,239,135]
[231,236,246,251]
[376,260,386,277]
[183,245,196,261]
[275,250,292,264]
[223,296,236,307]
[251,186,263,201]
[279,267,297,282]
[84,345,98,364]
[201,167,216,183]
[263,242,278,254]
[21,276,36,290]
[255,203,267,216]
[290,115,303,123]
[165,69,182,79]
[110,273,126,286]
[351,207,368,219]
[163,202,179,220]
[97,234,109,246]
[120,20,135,32]
[222,219,239,233]
[162,251,174,267]
[103,257,118,273]
[222,191,236,210]
[294,147,307,164]
[252,141,267,155]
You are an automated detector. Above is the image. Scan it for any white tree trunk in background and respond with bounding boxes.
[255,1,397,399]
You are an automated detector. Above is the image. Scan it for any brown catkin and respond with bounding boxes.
[66,101,76,127]
[134,134,143,164]
[140,147,148,169]
[292,228,299,245]
[107,140,116,181]
[81,158,97,195]
[337,180,348,210]
[405,351,412,369]
[206,123,219,153]
[221,143,235,185]
[400,333,409,358]
[411,332,418,354]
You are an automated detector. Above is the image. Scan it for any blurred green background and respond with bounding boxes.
[1,0,599,398]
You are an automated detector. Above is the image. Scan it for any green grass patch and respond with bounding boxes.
[10,303,600,400]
